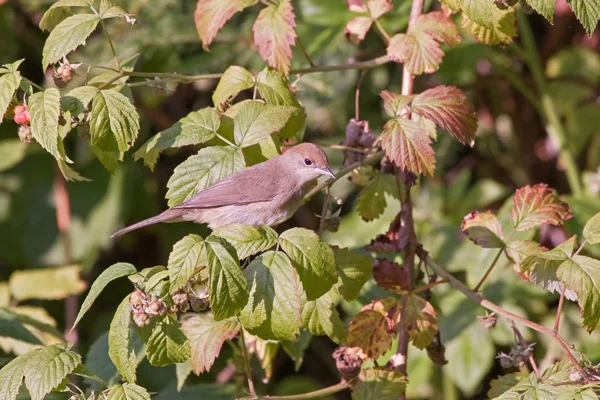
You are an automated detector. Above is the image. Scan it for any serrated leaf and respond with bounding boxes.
[0,139,27,172]
[168,235,206,293]
[345,16,373,45]
[0,64,22,124]
[568,0,600,36]
[510,184,572,231]
[181,313,239,375]
[194,0,258,50]
[29,88,62,159]
[278,227,338,300]
[387,32,444,75]
[0,309,42,344]
[90,89,140,152]
[106,383,151,400]
[461,211,505,248]
[372,259,409,294]
[459,0,496,28]
[233,101,296,147]
[39,0,90,31]
[380,90,415,118]
[334,247,372,301]
[61,85,98,115]
[301,289,346,344]
[108,296,137,383]
[9,265,86,301]
[352,368,407,400]
[356,173,399,221]
[253,0,297,75]
[212,224,278,259]
[403,294,437,349]
[462,7,517,46]
[23,343,81,400]
[583,211,600,244]
[57,159,90,182]
[240,251,303,340]
[348,309,396,359]
[72,263,136,330]
[488,372,559,399]
[411,86,478,146]
[381,117,435,175]
[505,240,542,269]
[145,316,190,367]
[166,146,246,207]
[175,362,192,391]
[205,236,249,321]
[557,255,600,331]
[488,372,528,399]
[213,66,255,105]
[42,13,100,69]
[0,352,34,400]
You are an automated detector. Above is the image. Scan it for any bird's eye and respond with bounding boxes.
[304,158,313,166]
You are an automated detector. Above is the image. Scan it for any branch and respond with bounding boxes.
[239,382,350,400]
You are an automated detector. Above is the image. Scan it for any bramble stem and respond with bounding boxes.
[239,382,350,400]
[100,20,121,71]
[473,229,515,291]
[554,284,566,332]
[410,280,448,295]
[239,329,256,396]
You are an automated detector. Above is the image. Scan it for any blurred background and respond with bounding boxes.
[0,0,599,398]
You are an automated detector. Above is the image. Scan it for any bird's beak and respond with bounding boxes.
[321,167,335,180]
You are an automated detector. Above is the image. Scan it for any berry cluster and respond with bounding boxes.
[13,104,30,125]
[129,288,168,327]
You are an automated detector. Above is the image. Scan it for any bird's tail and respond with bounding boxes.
[111,209,186,238]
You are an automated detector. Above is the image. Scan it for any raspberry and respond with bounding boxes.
[13,105,26,115]
[14,113,28,125]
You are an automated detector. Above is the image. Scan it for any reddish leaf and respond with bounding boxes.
[194,0,258,50]
[345,16,373,45]
[253,0,297,75]
[367,0,392,18]
[348,297,399,358]
[461,211,505,248]
[411,86,478,146]
[505,240,542,270]
[403,295,438,349]
[380,91,415,118]
[387,32,444,75]
[346,0,368,12]
[411,11,461,46]
[373,259,410,294]
[510,184,572,231]
[381,118,436,175]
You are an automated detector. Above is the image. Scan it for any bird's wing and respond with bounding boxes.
[173,167,278,209]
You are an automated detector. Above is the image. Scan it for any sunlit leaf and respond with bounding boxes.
[23,343,81,400]
[403,294,437,349]
[348,309,396,359]
[583,211,600,244]
[212,66,255,105]
[29,88,62,159]
[334,247,372,301]
[168,234,206,293]
[461,211,505,248]
[232,101,296,147]
[9,265,86,302]
[106,383,151,400]
[387,32,444,75]
[510,184,572,231]
[459,0,496,28]
[253,0,297,75]
[345,16,372,45]
[0,60,22,124]
[412,11,461,46]
[352,368,407,400]
[505,240,542,269]
[0,352,34,400]
[381,117,435,175]
[42,13,100,69]
[212,224,278,260]
[108,296,137,383]
[90,89,140,152]
[301,289,346,344]
[557,255,600,332]
[461,7,517,46]
[567,0,600,36]
[380,91,414,118]
[39,0,90,32]
[194,0,258,50]
[145,315,190,367]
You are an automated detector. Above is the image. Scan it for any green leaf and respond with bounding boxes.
[301,288,346,344]
[233,101,296,147]
[461,211,505,248]
[488,372,560,399]
[523,0,555,21]
[166,146,246,207]
[0,140,27,172]
[213,66,255,105]
[0,352,34,400]
[168,234,206,293]
[411,85,478,146]
[181,313,240,375]
[9,265,86,301]
[29,88,62,159]
[568,0,600,36]
[557,255,600,331]
[240,251,303,340]
[205,236,249,320]
[546,46,600,84]
[61,85,98,115]
[176,362,192,391]
[461,7,517,45]
[380,91,415,118]
[194,0,258,50]
[108,297,137,383]
[356,173,399,221]
[39,0,90,31]
[0,308,41,344]
[57,159,90,182]
[352,368,407,400]
[42,13,100,69]
[510,184,572,231]
[382,117,435,175]
[505,240,542,270]
[583,211,600,244]
[23,343,82,400]
[90,89,140,152]
[334,247,372,301]
[212,224,278,259]
[252,0,297,75]
[459,0,496,27]
[0,62,22,123]
[106,383,151,400]
[100,2,133,20]
[279,227,338,300]
[145,316,190,367]
[281,330,311,371]
[72,262,136,330]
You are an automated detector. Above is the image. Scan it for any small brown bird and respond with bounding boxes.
[111,143,334,238]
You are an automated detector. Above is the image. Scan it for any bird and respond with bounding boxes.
[111,143,335,238]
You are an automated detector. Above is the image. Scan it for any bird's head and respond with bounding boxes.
[282,143,335,183]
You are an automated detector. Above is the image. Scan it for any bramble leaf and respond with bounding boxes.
[145,315,190,366]
[372,259,410,294]
[39,0,91,32]
[106,383,151,400]
[403,294,437,349]
[411,86,478,146]
[411,11,461,46]
[557,255,600,332]
[345,16,373,45]
[194,0,258,50]
[352,368,407,400]
[10,265,86,302]
[253,0,296,75]
[356,173,399,221]
[510,184,572,231]
[459,0,496,28]
[0,309,42,345]
[212,224,278,259]
[23,343,81,400]
[381,117,435,175]
[461,211,505,248]
[0,352,34,400]
[380,91,414,118]
[182,313,240,375]
[42,13,100,69]
[168,234,206,293]
[505,240,542,270]
[461,7,517,46]
[213,66,255,105]
[348,309,396,359]
[301,289,346,344]
[90,89,140,152]
[334,247,372,301]
[108,296,137,383]
[0,60,22,123]
[567,0,600,36]
[232,100,296,147]
[583,211,600,244]
[388,32,443,75]
[29,88,62,159]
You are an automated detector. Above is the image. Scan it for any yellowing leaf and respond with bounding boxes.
[583,211,600,244]
[0,60,23,124]
[403,294,437,349]
[459,0,496,28]
[348,297,399,358]
[381,117,435,175]
[108,297,137,383]
[366,0,393,18]
[352,368,407,400]
[9,265,86,301]
[212,66,255,105]
[42,13,100,69]
[252,0,297,75]
[106,383,151,400]
[372,258,410,294]
[212,224,278,259]
[387,32,444,75]
[510,184,572,231]
[380,90,414,118]
[461,7,517,46]
[168,235,206,293]
[23,343,81,400]
[411,11,461,47]
[461,211,505,248]
[345,16,373,45]
[194,0,258,50]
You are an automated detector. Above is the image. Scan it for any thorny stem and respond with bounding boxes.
[239,382,350,400]
[422,253,591,383]
[511,321,542,380]
[239,329,256,397]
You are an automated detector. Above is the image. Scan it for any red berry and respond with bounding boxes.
[22,110,30,123]
[14,113,28,125]
[13,105,26,115]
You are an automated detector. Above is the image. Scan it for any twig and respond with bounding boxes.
[99,20,121,71]
[473,248,504,292]
[572,239,587,258]
[317,187,329,237]
[511,320,542,380]
[324,144,371,153]
[554,284,566,332]
[296,35,316,68]
[98,71,125,90]
[355,70,367,121]
[239,329,256,396]
[410,280,448,295]
[373,19,391,43]
[421,252,591,383]
[239,382,350,400]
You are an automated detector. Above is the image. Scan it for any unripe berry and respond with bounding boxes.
[18,125,33,143]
